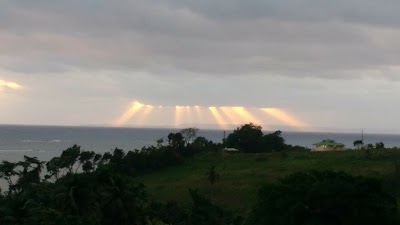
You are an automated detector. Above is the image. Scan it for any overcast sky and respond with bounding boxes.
[1,0,400,133]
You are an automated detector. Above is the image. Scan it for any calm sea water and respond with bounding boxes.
[1,125,400,162]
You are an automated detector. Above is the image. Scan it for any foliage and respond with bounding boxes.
[0,161,17,188]
[14,156,43,192]
[1,127,400,225]
[225,123,288,153]
[168,132,186,151]
[353,139,363,149]
[0,144,240,225]
[261,130,285,152]
[225,123,263,153]
[355,140,386,151]
[180,127,199,144]
[190,136,222,154]
[45,157,62,181]
[284,144,311,151]
[0,169,148,225]
[249,170,398,225]
[376,142,385,149]
[60,144,81,173]
[188,189,242,225]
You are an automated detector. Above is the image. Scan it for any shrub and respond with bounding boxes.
[249,170,398,225]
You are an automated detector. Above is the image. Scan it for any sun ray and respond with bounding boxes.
[134,105,155,126]
[193,105,203,123]
[219,107,243,125]
[260,108,308,129]
[183,106,190,125]
[209,107,229,129]
[0,80,22,90]
[231,107,265,127]
[115,101,309,130]
[114,101,144,126]
[175,106,185,128]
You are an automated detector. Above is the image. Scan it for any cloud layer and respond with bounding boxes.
[1,0,400,78]
[1,1,400,132]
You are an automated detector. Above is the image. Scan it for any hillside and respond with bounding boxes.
[140,150,400,211]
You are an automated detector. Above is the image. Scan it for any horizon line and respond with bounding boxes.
[0,123,399,135]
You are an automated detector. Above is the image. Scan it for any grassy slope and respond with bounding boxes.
[139,150,400,211]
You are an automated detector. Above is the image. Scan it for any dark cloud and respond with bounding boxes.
[166,0,400,26]
[0,0,399,78]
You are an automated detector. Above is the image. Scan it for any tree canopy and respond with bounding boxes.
[225,123,286,153]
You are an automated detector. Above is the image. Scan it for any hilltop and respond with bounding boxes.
[140,150,400,211]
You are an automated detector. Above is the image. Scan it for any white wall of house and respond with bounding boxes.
[312,145,345,151]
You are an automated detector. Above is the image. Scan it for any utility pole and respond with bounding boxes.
[361,129,364,149]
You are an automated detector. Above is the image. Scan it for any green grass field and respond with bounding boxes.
[139,150,400,212]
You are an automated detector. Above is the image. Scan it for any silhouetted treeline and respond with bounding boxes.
[0,131,238,225]
[106,132,223,177]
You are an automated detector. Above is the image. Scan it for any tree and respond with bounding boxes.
[249,170,398,225]
[15,156,43,191]
[375,142,385,149]
[110,148,125,164]
[262,130,285,152]
[167,133,185,150]
[101,152,113,165]
[180,128,199,144]
[225,123,263,153]
[156,138,164,147]
[0,161,17,189]
[60,145,81,174]
[353,140,364,149]
[78,151,96,173]
[366,143,374,149]
[45,157,62,181]
[192,136,209,153]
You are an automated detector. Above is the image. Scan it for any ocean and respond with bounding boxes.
[1,125,400,162]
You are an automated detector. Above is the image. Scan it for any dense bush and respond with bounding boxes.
[249,170,398,225]
[0,168,148,225]
[225,123,264,153]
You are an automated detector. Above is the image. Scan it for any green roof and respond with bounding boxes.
[313,139,345,146]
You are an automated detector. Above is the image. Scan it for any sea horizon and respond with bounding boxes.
[1,123,400,136]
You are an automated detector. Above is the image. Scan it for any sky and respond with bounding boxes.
[1,0,400,133]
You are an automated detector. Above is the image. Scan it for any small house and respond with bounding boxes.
[223,147,239,153]
[312,139,345,151]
